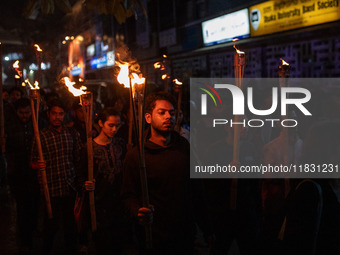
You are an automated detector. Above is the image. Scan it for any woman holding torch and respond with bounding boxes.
[81,107,131,254]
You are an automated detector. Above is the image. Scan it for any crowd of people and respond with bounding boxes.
[0,82,340,255]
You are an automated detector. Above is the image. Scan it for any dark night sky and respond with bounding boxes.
[0,0,71,46]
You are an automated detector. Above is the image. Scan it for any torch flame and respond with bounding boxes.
[233,45,245,54]
[25,79,40,90]
[232,38,239,42]
[34,44,42,52]
[131,73,145,86]
[163,54,167,58]
[13,60,19,69]
[280,58,289,66]
[154,62,162,69]
[63,77,86,96]
[173,79,182,85]
[15,75,20,79]
[13,60,23,77]
[34,81,40,89]
[117,64,130,88]
[162,74,168,80]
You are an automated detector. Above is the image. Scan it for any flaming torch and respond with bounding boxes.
[117,63,135,147]
[232,44,245,164]
[13,60,22,87]
[230,44,246,210]
[63,77,97,232]
[26,79,53,219]
[278,58,291,197]
[116,62,152,250]
[173,79,183,132]
[13,60,23,77]
[34,44,42,85]
[154,54,169,92]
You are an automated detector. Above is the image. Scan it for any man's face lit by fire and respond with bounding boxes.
[48,106,64,129]
[17,106,31,124]
[145,100,175,134]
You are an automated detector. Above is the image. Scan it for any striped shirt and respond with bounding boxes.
[32,125,82,197]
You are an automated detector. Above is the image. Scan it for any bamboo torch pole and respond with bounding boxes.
[162,55,168,92]
[278,59,291,197]
[34,44,42,85]
[128,93,134,147]
[134,75,152,250]
[230,45,245,211]
[0,42,5,154]
[30,89,53,218]
[173,79,183,133]
[63,77,96,230]
[233,46,245,164]
[117,63,152,248]
[80,92,97,232]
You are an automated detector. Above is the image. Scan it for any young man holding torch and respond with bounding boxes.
[121,92,212,255]
[31,99,82,255]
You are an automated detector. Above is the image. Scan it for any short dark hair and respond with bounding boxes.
[15,98,30,110]
[145,92,176,114]
[97,107,121,123]
[47,99,65,112]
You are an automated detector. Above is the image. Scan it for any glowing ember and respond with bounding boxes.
[34,44,42,52]
[233,45,245,54]
[131,73,145,86]
[15,75,20,79]
[163,55,167,58]
[117,64,130,88]
[280,58,289,66]
[162,74,168,80]
[63,77,86,96]
[21,82,26,87]
[173,79,182,85]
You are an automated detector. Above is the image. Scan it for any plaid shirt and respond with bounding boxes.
[32,125,82,197]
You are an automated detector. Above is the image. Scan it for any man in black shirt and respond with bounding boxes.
[122,92,211,255]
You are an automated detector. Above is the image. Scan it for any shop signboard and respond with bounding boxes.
[202,8,250,46]
[249,0,340,37]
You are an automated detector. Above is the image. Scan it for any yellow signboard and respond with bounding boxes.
[249,0,340,36]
